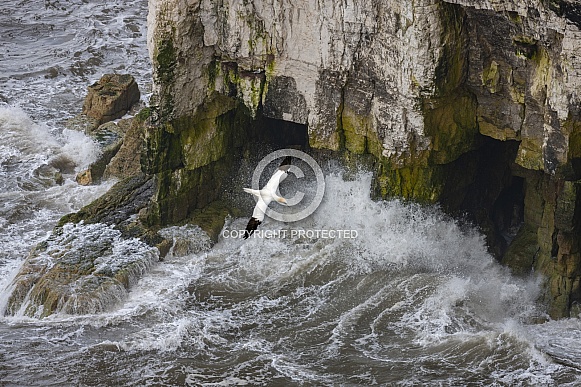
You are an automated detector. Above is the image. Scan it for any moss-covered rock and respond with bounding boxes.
[140,0,581,320]
[177,94,238,170]
[378,163,445,203]
[340,98,384,158]
[144,90,254,229]
[423,92,479,165]
[516,137,545,171]
[60,174,154,229]
[502,224,539,275]
[188,199,242,242]
[342,104,371,155]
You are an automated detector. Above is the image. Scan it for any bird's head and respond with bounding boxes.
[277,197,288,205]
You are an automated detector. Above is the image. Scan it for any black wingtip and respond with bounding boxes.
[278,156,292,172]
[244,217,262,239]
[279,156,292,168]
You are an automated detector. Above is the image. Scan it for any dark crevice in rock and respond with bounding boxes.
[254,116,309,149]
[437,137,523,258]
[549,0,581,29]
[492,175,525,246]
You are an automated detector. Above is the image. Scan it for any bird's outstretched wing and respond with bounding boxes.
[265,156,291,192]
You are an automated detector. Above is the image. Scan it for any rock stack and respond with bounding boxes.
[67,73,145,185]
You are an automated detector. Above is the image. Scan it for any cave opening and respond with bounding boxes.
[251,116,309,150]
[492,174,525,245]
[211,113,310,229]
[443,136,526,258]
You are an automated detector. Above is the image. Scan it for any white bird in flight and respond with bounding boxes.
[243,156,291,239]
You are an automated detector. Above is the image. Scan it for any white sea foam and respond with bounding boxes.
[1,169,579,384]
[1,0,151,127]
[59,129,101,171]
[0,106,112,290]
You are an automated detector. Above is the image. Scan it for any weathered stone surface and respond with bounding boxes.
[148,0,445,158]
[62,173,156,230]
[76,169,93,186]
[103,113,148,180]
[82,74,140,126]
[75,112,147,185]
[4,222,159,318]
[16,0,581,319]
[75,120,124,185]
[65,113,100,133]
[263,76,308,124]
[158,224,213,257]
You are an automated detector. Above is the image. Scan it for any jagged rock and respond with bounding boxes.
[103,111,149,180]
[75,120,125,185]
[62,174,156,229]
[4,222,159,318]
[76,110,149,185]
[158,224,213,257]
[82,73,140,126]
[70,77,143,185]
[76,169,93,186]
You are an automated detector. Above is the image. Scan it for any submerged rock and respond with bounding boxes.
[158,224,213,257]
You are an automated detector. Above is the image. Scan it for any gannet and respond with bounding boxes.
[243,156,291,239]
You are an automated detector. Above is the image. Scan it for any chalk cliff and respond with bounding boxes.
[144,0,581,318]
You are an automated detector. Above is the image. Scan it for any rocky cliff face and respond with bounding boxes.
[146,0,581,317]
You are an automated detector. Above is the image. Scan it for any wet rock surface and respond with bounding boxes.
[4,174,166,318]
[82,73,140,126]
[9,0,581,319]
[5,222,159,318]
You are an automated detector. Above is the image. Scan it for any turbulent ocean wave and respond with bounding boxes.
[3,172,580,385]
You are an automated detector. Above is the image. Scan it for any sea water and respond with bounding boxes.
[1,1,581,386]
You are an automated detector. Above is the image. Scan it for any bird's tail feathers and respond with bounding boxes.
[243,188,261,197]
